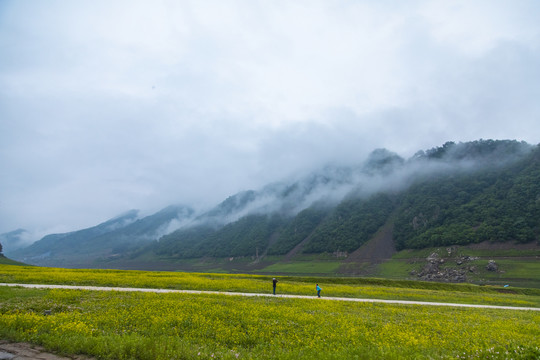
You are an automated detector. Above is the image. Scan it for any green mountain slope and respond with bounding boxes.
[394,144,540,249]
[11,139,539,273]
[149,140,539,261]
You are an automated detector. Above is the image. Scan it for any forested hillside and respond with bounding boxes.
[151,140,539,260]
[10,139,539,268]
[394,143,540,249]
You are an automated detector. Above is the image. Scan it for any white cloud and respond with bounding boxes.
[1,0,540,238]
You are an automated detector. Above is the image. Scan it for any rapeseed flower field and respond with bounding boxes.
[0,265,539,359]
[1,287,538,359]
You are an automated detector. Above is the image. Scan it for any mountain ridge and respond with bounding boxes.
[5,139,539,271]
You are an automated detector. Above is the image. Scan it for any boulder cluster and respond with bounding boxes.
[410,252,491,283]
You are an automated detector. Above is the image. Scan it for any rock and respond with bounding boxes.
[416,260,467,283]
[424,262,439,274]
[427,252,439,263]
[0,351,15,360]
[486,260,498,272]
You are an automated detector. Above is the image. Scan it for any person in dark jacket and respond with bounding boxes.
[272,278,278,295]
[316,284,322,298]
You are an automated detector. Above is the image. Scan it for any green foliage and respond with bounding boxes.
[155,214,287,258]
[422,139,531,162]
[267,206,329,255]
[394,144,540,250]
[152,141,540,260]
[155,193,396,259]
[303,193,396,253]
[204,214,285,257]
[0,255,27,266]
[259,260,342,274]
[154,225,216,258]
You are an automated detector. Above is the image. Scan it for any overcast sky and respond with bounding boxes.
[1,0,540,239]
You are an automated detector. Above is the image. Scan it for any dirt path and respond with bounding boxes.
[1,283,538,311]
[0,340,94,360]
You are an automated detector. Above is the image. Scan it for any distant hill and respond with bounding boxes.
[9,139,539,271]
[10,205,194,267]
[0,229,31,256]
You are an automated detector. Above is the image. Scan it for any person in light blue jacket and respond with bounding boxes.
[316,284,322,298]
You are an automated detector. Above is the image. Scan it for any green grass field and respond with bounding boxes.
[127,245,540,289]
[1,264,540,359]
[256,260,342,274]
[0,255,27,266]
[376,246,540,288]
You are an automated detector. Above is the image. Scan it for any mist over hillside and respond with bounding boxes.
[5,139,538,268]
[151,140,536,258]
[186,139,533,225]
[6,205,194,263]
[0,229,32,253]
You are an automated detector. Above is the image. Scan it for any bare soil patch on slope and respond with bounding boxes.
[337,218,397,276]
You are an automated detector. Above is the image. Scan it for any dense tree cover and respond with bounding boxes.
[204,214,285,257]
[302,193,396,254]
[150,141,539,260]
[155,214,287,258]
[362,148,404,174]
[202,191,257,220]
[152,194,396,258]
[419,139,531,162]
[155,225,216,258]
[394,145,540,249]
[266,206,330,255]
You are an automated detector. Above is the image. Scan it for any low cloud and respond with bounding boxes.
[1,1,539,237]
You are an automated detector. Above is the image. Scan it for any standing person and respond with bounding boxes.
[316,284,322,298]
[272,278,278,295]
